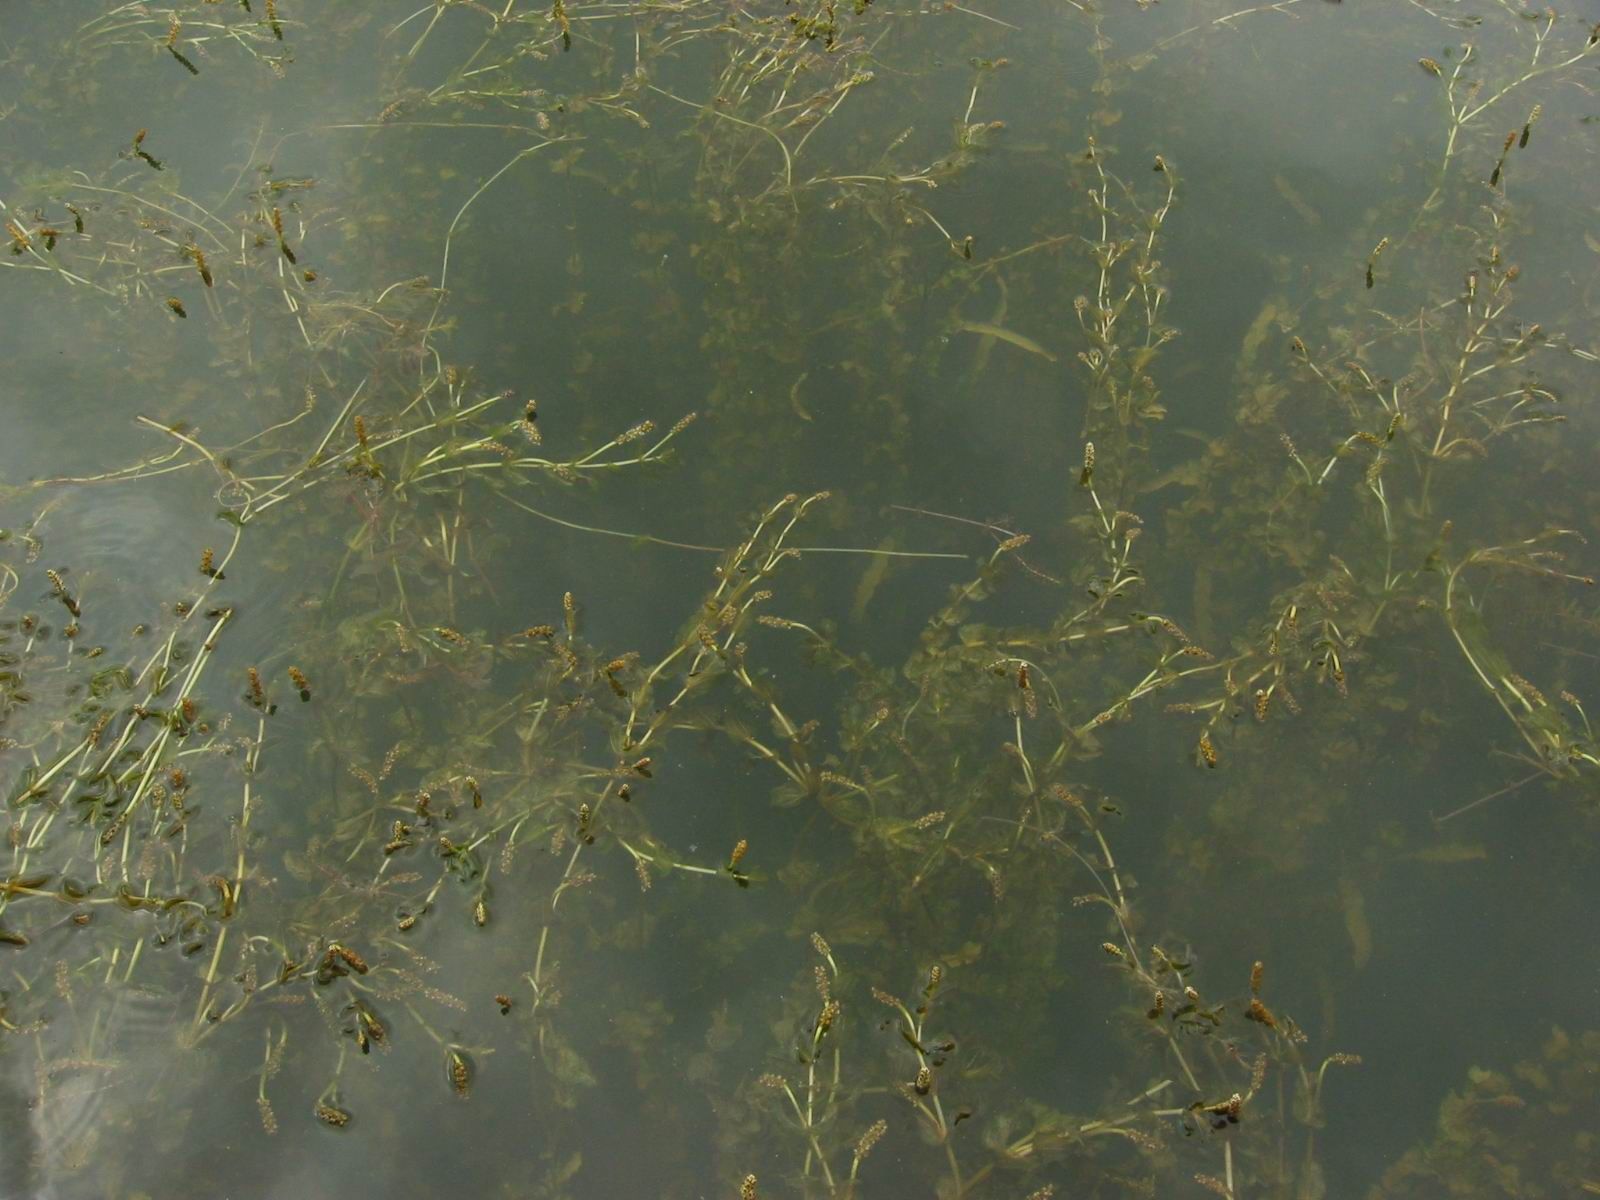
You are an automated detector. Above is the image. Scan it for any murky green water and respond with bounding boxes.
[3,3,1599,1197]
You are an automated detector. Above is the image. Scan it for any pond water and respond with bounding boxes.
[2,3,1599,1198]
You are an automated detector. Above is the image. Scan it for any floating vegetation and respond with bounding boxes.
[1,1,1598,1196]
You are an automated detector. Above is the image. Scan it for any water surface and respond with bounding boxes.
[3,3,1599,1198]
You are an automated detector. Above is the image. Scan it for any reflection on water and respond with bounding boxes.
[2,2,1599,1198]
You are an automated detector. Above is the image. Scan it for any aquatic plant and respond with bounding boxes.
[1,2,1597,1198]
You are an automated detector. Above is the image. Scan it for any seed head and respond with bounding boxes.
[1247,998,1277,1028]
[854,1119,887,1164]
[447,1049,471,1097]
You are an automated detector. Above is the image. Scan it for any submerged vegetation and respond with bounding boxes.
[2,2,1598,1197]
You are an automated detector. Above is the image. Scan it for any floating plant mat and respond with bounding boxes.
[2,2,1599,1198]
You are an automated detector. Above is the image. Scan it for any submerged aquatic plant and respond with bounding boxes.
[1,2,1597,1198]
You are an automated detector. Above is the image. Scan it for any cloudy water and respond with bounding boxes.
[2,3,1599,1198]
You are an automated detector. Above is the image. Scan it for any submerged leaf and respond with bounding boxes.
[954,321,1058,362]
